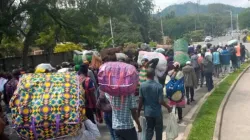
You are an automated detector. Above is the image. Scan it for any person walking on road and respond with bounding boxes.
[182,61,197,105]
[191,52,200,85]
[213,48,221,78]
[110,92,142,140]
[220,47,231,75]
[198,53,205,87]
[138,68,171,140]
[202,54,214,92]
[240,43,246,63]
[165,62,185,123]
[228,45,237,71]
[78,64,97,124]
[235,43,241,68]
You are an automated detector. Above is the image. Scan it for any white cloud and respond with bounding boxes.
[154,0,250,10]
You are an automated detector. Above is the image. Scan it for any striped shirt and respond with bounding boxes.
[110,94,137,130]
[139,67,147,85]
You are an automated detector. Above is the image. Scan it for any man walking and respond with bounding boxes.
[191,52,200,85]
[202,54,214,92]
[220,47,231,75]
[240,43,246,63]
[235,43,241,68]
[182,61,197,104]
[138,68,171,140]
[110,92,142,140]
[213,48,221,78]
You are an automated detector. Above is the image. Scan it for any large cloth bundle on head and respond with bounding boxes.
[73,50,83,65]
[137,51,167,77]
[173,39,189,53]
[90,55,102,70]
[10,72,86,140]
[82,50,94,63]
[100,47,122,62]
[174,51,191,67]
[115,53,128,61]
[140,43,151,51]
[98,62,139,96]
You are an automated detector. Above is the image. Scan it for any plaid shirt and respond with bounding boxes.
[109,94,137,130]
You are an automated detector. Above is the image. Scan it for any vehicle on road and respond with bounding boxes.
[204,36,213,42]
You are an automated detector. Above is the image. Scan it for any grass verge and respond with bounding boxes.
[188,62,250,140]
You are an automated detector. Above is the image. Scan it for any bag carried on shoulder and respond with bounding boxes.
[98,62,139,96]
[10,72,86,140]
[166,75,185,102]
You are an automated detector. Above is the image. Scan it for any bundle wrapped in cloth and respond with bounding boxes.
[98,62,138,96]
[174,51,191,67]
[137,51,167,77]
[10,72,86,140]
[173,39,189,53]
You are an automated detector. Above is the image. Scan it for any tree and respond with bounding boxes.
[239,8,250,29]
[54,42,83,53]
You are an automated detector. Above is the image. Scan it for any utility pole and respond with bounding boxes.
[230,11,233,37]
[110,17,115,48]
[237,14,239,31]
[195,0,200,30]
[159,8,164,44]
[226,10,233,37]
[108,0,115,48]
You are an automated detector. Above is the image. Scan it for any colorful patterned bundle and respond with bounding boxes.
[10,72,86,140]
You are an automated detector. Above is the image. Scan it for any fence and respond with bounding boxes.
[0,52,73,71]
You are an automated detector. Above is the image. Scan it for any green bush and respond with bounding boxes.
[54,42,83,53]
[149,41,157,48]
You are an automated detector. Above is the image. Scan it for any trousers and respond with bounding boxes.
[145,115,163,140]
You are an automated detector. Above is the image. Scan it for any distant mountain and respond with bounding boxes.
[160,2,245,17]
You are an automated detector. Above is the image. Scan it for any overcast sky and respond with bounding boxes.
[154,0,250,10]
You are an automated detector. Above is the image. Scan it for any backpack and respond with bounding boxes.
[9,72,86,140]
[96,90,112,112]
[166,73,185,102]
[5,78,18,103]
[98,62,139,96]
[82,77,96,109]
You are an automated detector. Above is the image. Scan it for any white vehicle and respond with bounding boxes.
[204,36,213,42]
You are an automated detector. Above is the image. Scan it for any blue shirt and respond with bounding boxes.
[213,52,220,65]
[110,94,137,130]
[220,50,231,65]
[139,80,163,117]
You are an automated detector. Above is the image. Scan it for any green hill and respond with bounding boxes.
[161,2,245,17]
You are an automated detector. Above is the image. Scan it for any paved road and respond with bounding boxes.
[196,34,241,46]
[221,67,250,140]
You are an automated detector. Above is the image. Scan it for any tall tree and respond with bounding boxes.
[239,8,250,29]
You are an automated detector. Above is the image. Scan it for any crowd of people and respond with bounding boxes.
[0,41,248,140]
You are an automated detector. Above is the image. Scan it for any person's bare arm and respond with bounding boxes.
[159,100,172,113]
[159,86,172,113]
[130,95,142,132]
[137,97,143,118]
[137,86,143,118]
[131,108,142,132]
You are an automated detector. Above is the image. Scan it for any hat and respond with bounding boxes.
[173,62,180,68]
[186,61,191,65]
